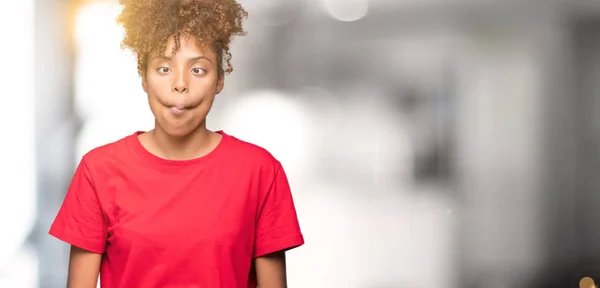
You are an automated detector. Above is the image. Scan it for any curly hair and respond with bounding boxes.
[116,0,248,77]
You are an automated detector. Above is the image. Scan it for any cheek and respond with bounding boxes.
[144,85,168,113]
[146,79,168,97]
[145,94,164,117]
[146,98,165,120]
[146,84,175,109]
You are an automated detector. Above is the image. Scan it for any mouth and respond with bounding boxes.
[167,101,188,115]
[169,102,200,115]
[170,106,186,115]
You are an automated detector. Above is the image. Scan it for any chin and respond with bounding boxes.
[166,129,194,138]
[159,122,201,138]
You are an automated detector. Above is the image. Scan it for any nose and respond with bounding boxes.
[172,72,188,93]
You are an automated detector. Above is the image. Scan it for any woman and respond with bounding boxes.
[49,0,304,287]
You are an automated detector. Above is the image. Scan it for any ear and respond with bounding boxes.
[215,74,224,94]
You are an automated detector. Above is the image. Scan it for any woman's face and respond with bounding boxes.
[142,35,223,137]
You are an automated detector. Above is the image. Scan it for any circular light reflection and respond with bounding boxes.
[323,0,368,22]
[74,2,130,119]
[221,90,314,180]
[74,3,123,49]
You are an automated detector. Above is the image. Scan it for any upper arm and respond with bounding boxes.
[253,163,304,258]
[253,162,304,287]
[255,251,287,288]
[67,245,102,288]
[49,158,108,253]
[48,158,108,286]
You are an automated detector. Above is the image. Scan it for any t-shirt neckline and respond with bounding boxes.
[127,130,229,169]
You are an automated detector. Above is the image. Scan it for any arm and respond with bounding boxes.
[255,251,287,288]
[67,245,102,288]
[254,162,304,287]
[47,159,108,287]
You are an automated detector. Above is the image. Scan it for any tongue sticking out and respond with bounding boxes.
[171,103,186,114]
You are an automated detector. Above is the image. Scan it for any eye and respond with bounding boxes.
[191,68,206,75]
[157,67,170,74]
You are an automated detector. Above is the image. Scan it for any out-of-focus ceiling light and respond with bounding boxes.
[323,0,369,22]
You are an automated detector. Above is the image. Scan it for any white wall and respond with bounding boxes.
[0,0,38,286]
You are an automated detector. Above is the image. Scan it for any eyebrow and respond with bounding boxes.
[151,55,213,64]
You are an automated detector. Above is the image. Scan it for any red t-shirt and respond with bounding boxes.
[49,131,304,288]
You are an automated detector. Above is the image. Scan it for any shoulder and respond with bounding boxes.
[221,132,283,174]
[79,132,136,169]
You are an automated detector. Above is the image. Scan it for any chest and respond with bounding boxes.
[99,167,260,251]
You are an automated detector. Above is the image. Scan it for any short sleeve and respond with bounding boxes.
[49,158,108,254]
[253,163,304,258]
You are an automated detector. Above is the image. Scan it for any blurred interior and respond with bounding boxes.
[3,0,600,287]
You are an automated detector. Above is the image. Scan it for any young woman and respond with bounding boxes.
[49,0,304,287]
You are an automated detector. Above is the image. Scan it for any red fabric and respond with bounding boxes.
[49,131,304,288]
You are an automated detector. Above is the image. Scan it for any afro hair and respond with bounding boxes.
[116,0,248,76]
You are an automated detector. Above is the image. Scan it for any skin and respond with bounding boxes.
[67,36,288,287]
[67,246,101,288]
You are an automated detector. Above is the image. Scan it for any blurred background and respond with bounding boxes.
[2,0,600,287]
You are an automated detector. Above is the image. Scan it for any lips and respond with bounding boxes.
[170,102,186,114]
[171,106,185,114]
[161,99,200,115]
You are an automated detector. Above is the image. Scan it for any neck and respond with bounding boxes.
[148,121,218,161]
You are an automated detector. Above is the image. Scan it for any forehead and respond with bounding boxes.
[153,35,216,59]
